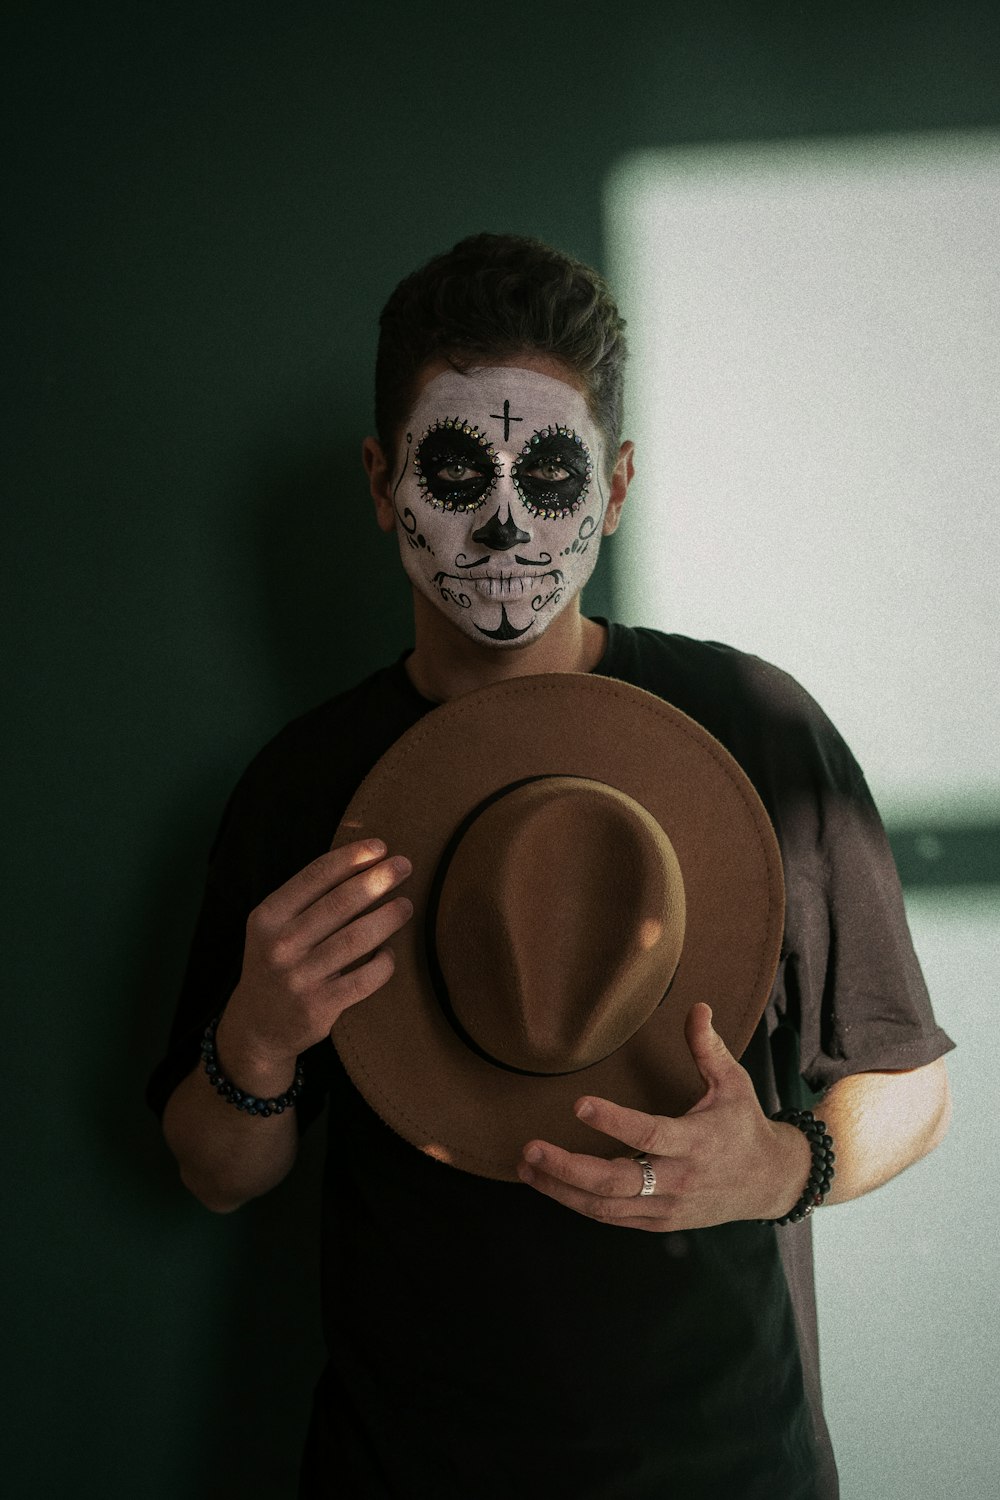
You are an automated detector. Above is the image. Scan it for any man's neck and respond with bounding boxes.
[404,593,608,704]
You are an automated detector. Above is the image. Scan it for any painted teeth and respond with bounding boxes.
[472,575,528,597]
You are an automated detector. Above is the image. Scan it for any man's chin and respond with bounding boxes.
[468,601,546,645]
[410,579,577,650]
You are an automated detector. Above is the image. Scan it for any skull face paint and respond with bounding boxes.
[389,366,610,647]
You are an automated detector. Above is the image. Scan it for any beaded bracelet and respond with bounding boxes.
[200,1014,305,1118]
[760,1108,836,1226]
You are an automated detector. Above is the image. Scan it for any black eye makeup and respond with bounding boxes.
[512,426,593,519]
[413,419,500,512]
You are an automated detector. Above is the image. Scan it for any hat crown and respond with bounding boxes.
[434,777,686,1075]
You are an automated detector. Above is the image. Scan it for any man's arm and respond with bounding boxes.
[161,838,413,1214]
[515,1002,952,1230]
[162,1017,303,1214]
[818,1054,951,1205]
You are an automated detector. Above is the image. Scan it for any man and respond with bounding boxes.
[149,232,954,1498]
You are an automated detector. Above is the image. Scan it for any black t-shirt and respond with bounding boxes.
[147,621,954,1500]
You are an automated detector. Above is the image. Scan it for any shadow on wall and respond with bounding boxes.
[248,437,410,720]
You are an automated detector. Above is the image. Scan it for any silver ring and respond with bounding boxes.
[634,1153,656,1197]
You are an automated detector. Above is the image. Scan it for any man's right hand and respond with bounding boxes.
[217,838,413,1080]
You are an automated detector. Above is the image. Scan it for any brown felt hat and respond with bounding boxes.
[331,672,784,1181]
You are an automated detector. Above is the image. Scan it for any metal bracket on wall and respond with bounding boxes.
[888,820,1000,890]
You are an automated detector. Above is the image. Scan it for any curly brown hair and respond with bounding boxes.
[374,232,629,479]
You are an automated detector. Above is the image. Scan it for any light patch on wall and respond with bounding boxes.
[604,132,999,824]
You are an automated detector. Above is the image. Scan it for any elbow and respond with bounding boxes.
[178,1164,248,1215]
[925,1070,953,1155]
[898,1056,953,1165]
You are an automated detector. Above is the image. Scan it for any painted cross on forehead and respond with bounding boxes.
[490,399,522,441]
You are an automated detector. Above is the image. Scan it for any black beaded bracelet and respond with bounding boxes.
[200,1015,305,1118]
[760,1108,836,1226]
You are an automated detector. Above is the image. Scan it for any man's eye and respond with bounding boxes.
[437,462,480,483]
[512,427,592,519]
[527,460,571,483]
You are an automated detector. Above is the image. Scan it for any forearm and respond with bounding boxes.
[158,840,413,1211]
[816,1057,952,1207]
[162,1017,300,1213]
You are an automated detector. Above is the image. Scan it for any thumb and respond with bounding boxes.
[685,1002,735,1087]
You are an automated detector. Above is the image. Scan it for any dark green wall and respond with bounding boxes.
[6,3,998,1493]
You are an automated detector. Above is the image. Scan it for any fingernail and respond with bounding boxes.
[576,1100,594,1120]
[518,1165,535,1185]
[524,1145,542,1164]
[365,840,386,858]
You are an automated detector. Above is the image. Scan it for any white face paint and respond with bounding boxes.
[388,366,611,648]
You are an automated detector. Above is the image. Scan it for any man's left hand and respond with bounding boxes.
[517,1001,811,1231]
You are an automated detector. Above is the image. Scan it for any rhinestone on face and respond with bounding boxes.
[512,421,594,520]
[411,417,501,512]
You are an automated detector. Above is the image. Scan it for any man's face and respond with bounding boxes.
[383,363,614,648]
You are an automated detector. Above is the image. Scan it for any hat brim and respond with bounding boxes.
[331,673,784,1181]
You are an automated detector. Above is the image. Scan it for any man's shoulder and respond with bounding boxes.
[607,621,821,724]
[607,620,863,792]
[260,660,402,752]
[227,657,420,816]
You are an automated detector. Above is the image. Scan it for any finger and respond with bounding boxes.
[258,840,396,929]
[310,895,414,983]
[520,1140,650,1200]
[326,943,399,1022]
[608,1218,668,1233]
[291,855,413,955]
[516,1161,664,1224]
[573,1095,675,1157]
[684,1001,739,1092]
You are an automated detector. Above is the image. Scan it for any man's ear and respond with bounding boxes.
[602,440,635,537]
[362,437,397,534]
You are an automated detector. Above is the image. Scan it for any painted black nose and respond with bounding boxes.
[471,508,530,550]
